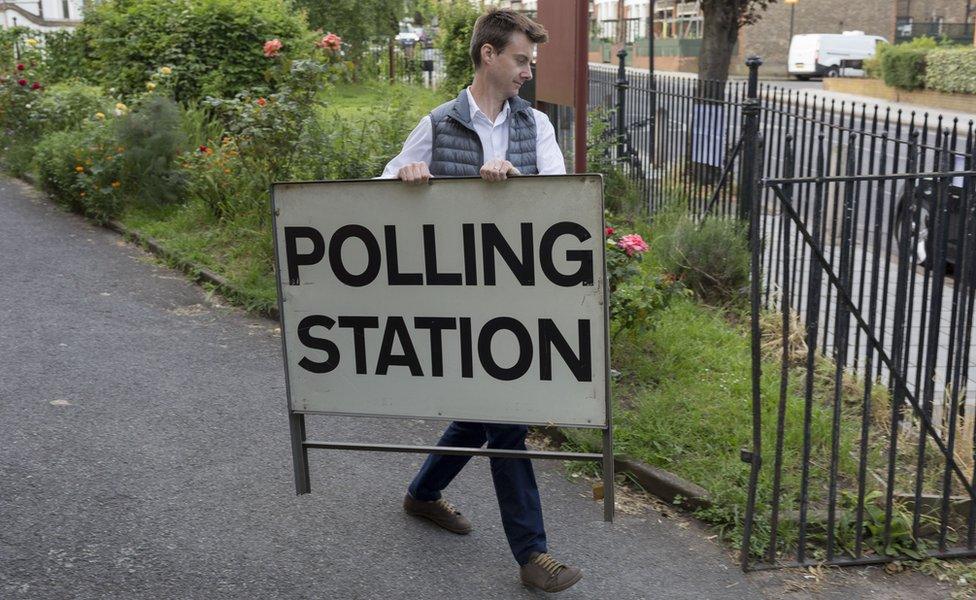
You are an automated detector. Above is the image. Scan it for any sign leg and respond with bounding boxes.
[602,425,614,522]
[290,412,311,495]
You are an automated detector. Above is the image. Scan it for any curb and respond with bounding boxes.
[538,427,710,512]
[16,172,710,514]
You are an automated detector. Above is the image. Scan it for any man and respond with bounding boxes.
[380,7,581,594]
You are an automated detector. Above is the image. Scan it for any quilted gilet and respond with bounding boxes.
[428,89,538,177]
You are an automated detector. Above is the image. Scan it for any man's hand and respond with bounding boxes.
[397,162,432,184]
[480,159,521,182]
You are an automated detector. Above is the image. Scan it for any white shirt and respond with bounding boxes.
[380,87,567,178]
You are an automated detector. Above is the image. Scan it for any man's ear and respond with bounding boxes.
[480,43,495,65]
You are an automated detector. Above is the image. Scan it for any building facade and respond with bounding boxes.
[1,0,84,32]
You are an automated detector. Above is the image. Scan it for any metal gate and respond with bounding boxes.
[741,123,976,569]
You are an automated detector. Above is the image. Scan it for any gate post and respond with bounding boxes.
[616,48,628,162]
[739,56,765,572]
[738,57,763,230]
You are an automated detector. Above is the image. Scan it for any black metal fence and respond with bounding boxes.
[584,51,976,569]
[895,21,976,45]
[365,41,445,89]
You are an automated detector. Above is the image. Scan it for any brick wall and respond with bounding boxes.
[900,0,970,23]
[733,0,895,76]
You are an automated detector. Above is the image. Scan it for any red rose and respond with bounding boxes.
[17,79,27,86]
[605,226,615,236]
[31,82,41,90]
[199,145,209,153]
[16,64,25,71]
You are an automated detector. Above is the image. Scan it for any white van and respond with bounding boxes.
[788,31,887,79]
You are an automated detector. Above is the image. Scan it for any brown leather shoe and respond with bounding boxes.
[403,493,472,534]
[520,552,583,593]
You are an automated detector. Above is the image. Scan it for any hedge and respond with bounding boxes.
[878,38,937,91]
[924,47,976,95]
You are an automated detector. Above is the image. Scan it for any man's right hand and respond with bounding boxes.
[397,162,432,184]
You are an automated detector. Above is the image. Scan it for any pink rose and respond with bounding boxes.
[316,32,342,51]
[616,233,649,257]
[263,38,282,58]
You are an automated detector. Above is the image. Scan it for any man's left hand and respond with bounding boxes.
[480,159,521,182]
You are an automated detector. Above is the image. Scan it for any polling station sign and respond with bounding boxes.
[271,176,608,427]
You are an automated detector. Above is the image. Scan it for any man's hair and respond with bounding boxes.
[469,8,548,69]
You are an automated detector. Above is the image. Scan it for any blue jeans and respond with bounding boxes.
[408,421,548,565]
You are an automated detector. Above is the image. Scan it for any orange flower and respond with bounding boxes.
[111,181,121,189]
[74,165,84,173]
[256,97,267,107]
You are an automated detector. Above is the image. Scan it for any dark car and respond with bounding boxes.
[894,154,975,280]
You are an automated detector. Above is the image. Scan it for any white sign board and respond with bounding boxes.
[691,103,726,168]
[272,176,608,427]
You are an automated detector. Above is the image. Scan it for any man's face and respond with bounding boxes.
[482,31,534,98]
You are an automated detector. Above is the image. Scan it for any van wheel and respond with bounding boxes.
[826,67,840,77]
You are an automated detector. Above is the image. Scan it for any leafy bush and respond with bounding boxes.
[659,215,750,306]
[878,37,937,90]
[204,59,330,187]
[0,26,31,73]
[34,124,125,222]
[183,138,265,220]
[587,108,641,215]
[113,95,188,206]
[293,90,416,180]
[37,29,97,85]
[924,47,976,95]
[29,81,108,134]
[0,56,47,174]
[436,0,478,96]
[80,0,312,102]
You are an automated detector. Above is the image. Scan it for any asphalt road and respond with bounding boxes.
[0,176,953,599]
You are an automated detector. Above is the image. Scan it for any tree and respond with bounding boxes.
[294,0,404,56]
[698,0,774,83]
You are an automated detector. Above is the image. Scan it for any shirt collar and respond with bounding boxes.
[465,87,510,126]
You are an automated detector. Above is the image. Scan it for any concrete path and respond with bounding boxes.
[0,176,952,599]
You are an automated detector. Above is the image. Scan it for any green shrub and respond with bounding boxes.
[587,108,641,216]
[183,138,266,220]
[293,90,417,180]
[878,37,937,90]
[204,59,331,186]
[29,81,108,134]
[34,124,125,222]
[924,47,976,95]
[659,215,750,306]
[437,0,478,96]
[113,95,188,206]
[0,26,31,73]
[80,0,312,102]
[38,29,97,85]
[0,56,46,175]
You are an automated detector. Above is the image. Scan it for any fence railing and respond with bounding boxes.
[366,42,445,89]
[582,51,976,569]
[895,21,976,45]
